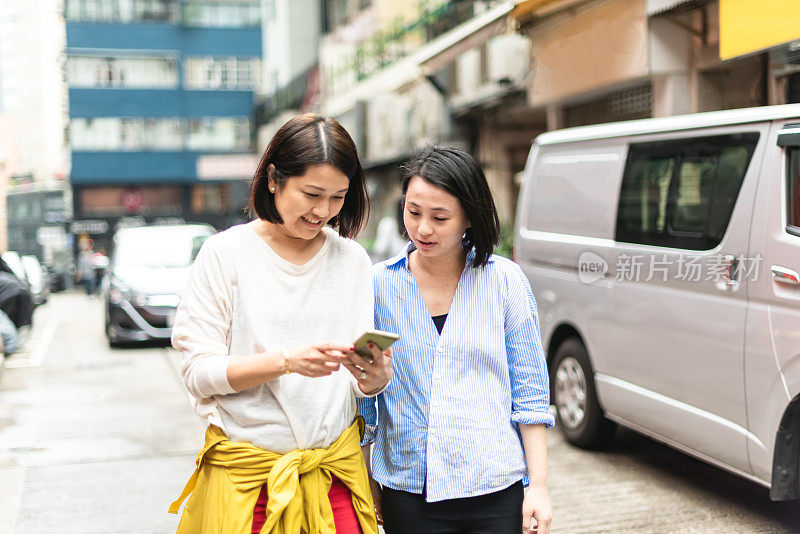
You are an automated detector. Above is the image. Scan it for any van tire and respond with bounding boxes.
[551,338,616,449]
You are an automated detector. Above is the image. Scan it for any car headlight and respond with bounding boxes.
[108,285,124,304]
[109,279,147,307]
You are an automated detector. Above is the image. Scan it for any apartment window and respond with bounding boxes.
[65,0,178,23]
[192,184,229,214]
[616,133,759,250]
[184,57,261,90]
[68,55,179,89]
[186,117,250,151]
[70,117,183,151]
[788,148,800,233]
[182,2,260,28]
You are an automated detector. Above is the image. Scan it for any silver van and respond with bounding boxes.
[514,104,800,500]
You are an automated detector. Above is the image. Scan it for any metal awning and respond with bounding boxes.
[511,0,565,21]
[419,1,515,76]
[646,0,695,15]
[325,1,517,117]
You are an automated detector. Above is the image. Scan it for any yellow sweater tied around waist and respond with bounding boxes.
[169,417,378,534]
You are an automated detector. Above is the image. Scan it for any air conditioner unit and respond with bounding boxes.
[487,34,530,86]
[455,48,481,97]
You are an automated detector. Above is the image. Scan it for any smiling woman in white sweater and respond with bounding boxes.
[168,114,392,534]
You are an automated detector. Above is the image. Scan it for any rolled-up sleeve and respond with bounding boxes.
[356,396,378,445]
[171,237,237,399]
[505,267,555,429]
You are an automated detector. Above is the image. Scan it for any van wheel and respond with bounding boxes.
[551,338,616,449]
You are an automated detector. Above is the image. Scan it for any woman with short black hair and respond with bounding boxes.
[358,146,554,534]
[170,114,391,534]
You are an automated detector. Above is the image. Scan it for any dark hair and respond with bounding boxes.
[248,114,368,238]
[400,146,500,267]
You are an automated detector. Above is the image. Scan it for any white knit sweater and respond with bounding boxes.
[171,223,374,453]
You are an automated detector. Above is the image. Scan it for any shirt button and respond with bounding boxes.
[430,429,436,435]
[437,348,444,353]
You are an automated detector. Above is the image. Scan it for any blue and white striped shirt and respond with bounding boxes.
[357,246,554,502]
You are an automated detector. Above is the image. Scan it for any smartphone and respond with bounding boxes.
[353,329,399,363]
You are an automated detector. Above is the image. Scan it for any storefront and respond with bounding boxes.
[71,181,250,255]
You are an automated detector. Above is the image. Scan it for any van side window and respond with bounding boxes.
[788,148,800,234]
[616,134,759,250]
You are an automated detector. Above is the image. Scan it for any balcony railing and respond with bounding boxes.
[351,0,496,82]
[65,0,260,27]
[256,66,318,126]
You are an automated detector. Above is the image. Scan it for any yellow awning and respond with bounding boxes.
[720,0,800,60]
[511,0,562,21]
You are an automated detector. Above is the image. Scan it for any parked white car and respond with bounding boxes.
[104,224,215,347]
[515,104,800,500]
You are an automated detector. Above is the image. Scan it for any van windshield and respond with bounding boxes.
[114,230,210,268]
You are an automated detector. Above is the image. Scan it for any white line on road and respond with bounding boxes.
[0,467,26,534]
[6,319,60,369]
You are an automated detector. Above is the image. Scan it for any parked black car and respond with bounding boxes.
[0,258,34,329]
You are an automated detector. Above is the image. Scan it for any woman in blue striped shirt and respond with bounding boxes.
[357,146,555,534]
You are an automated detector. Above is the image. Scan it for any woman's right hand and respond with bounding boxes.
[369,477,383,525]
[284,344,351,377]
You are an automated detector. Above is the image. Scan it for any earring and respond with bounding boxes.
[269,187,275,193]
[461,228,472,247]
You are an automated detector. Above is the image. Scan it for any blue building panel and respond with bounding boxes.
[182,90,257,117]
[67,23,261,57]
[71,151,197,184]
[181,27,261,56]
[69,89,183,117]
[67,23,183,52]
[69,89,255,118]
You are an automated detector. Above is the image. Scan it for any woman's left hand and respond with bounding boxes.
[522,485,552,534]
[336,342,392,394]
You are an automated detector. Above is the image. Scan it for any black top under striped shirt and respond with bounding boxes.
[431,314,447,334]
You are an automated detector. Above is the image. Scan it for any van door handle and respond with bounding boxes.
[716,255,741,291]
[771,265,800,286]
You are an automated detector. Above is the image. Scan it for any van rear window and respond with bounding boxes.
[616,133,759,250]
[789,148,800,233]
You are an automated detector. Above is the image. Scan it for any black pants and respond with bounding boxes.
[381,481,524,534]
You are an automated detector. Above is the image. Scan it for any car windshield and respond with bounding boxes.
[114,229,212,268]
[21,256,44,285]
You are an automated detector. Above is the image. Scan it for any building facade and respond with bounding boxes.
[0,0,70,186]
[65,0,262,253]
[0,0,71,260]
[0,114,20,253]
[256,0,323,152]
[316,0,800,234]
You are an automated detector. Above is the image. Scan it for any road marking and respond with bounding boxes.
[0,467,26,534]
[6,319,59,369]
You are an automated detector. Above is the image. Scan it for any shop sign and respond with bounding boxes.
[720,0,800,60]
[70,220,110,234]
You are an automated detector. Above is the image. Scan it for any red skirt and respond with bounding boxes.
[251,475,363,534]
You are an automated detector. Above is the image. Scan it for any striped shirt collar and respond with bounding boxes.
[385,243,495,269]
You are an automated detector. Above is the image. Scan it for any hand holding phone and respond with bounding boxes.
[353,329,399,363]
